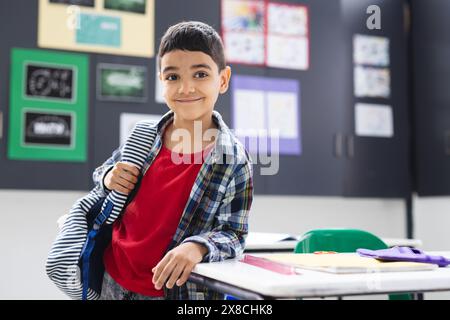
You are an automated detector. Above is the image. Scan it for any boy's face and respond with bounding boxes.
[159,50,231,124]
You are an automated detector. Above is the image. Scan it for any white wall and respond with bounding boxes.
[414,195,450,251]
[1,190,449,300]
[0,190,82,300]
[249,195,406,238]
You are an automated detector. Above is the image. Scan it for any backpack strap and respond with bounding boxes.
[80,121,158,300]
[96,121,158,228]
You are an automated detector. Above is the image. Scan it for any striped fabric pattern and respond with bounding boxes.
[47,110,254,300]
[46,122,157,300]
[101,124,157,225]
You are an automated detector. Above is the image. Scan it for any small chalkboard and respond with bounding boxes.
[104,0,146,14]
[49,0,95,7]
[24,111,73,147]
[26,64,74,101]
[97,63,147,102]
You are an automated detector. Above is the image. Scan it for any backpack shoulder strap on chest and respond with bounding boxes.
[99,121,158,226]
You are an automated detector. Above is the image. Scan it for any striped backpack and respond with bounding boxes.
[46,121,157,300]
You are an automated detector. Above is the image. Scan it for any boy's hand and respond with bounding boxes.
[152,242,208,290]
[104,162,140,195]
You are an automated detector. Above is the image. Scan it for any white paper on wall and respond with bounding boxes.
[155,61,165,104]
[355,103,393,138]
[222,0,265,33]
[266,35,308,70]
[354,66,390,98]
[266,91,298,138]
[267,3,308,36]
[353,34,390,67]
[233,89,266,136]
[224,32,265,64]
[120,113,161,145]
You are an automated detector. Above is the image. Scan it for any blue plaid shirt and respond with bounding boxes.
[92,110,254,300]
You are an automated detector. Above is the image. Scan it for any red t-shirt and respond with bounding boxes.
[103,143,213,297]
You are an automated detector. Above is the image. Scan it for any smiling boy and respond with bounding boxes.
[93,21,254,300]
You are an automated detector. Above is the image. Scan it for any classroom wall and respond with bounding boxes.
[1,189,449,300]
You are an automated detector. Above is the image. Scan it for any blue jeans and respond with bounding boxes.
[99,271,165,300]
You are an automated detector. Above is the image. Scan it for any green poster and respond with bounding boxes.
[97,63,147,102]
[104,0,147,14]
[8,48,88,162]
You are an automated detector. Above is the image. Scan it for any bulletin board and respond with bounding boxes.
[38,0,155,58]
[0,0,410,197]
[8,48,89,162]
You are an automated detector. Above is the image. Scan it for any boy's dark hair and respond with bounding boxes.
[158,21,226,72]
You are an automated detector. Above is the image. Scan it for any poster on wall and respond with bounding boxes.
[25,63,75,101]
[97,63,147,102]
[232,75,301,155]
[266,35,308,70]
[76,13,121,47]
[353,34,390,67]
[354,66,390,98]
[120,113,161,145]
[155,60,165,104]
[50,0,95,7]
[355,103,393,138]
[222,0,309,70]
[8,48,88,162]
[221,0,265,65]
[23,110,74,147]
[266,2,309,70]
[104,0,147,14]
[38,0,155,57]
[49,0,95,6]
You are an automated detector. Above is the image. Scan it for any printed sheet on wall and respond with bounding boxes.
[38,0,155,58]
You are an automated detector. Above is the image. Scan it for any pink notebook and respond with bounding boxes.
[240,254,301,275]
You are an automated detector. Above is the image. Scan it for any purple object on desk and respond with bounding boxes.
[357,246,450,267]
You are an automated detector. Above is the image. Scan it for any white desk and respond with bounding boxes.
[190,251,450,299]
[244,232,423,253]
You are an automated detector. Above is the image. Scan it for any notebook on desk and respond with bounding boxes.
[259,253,438,274]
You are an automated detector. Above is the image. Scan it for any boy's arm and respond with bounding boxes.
[92,144,124,196]
[182,162,254,262]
